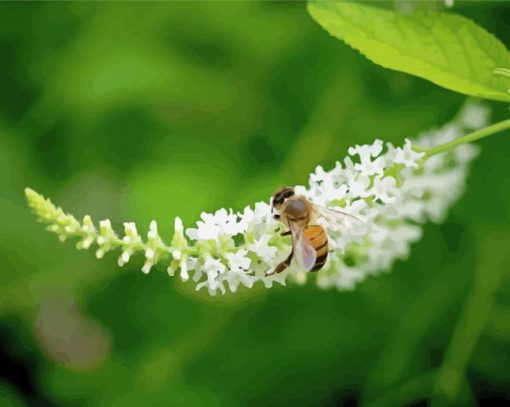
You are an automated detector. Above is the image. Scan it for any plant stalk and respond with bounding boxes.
[424,118,510,157]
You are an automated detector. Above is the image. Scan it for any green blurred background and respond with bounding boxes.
[1,1,510,406]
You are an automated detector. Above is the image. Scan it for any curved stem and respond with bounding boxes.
[424,118,510,157]
[433,230,510,402]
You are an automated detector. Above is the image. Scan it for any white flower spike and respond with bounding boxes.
[25,102,489,296]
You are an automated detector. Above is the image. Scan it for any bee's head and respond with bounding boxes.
[271,187,295,212]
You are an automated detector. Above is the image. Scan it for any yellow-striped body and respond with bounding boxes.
[269,187,345,275]
[303,225,328,271]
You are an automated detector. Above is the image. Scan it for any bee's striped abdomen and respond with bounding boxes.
[303,225,328,272]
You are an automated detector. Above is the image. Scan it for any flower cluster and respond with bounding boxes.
[25,102,488,295]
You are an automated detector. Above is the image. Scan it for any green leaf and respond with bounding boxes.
[308,1,510,102]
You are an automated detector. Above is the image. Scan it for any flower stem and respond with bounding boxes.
[424,118,510,157]
[433,230,510,402]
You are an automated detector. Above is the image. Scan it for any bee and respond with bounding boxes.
[267,186,360,276]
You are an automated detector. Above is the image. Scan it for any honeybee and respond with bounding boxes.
[267,186,360,276]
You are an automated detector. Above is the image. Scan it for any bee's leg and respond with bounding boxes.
[265,251,293,276]
[280,230,291,237]
[276,251,293,273]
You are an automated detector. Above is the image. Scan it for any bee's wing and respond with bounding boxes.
[314,204,363,231]
[289,219,316,271]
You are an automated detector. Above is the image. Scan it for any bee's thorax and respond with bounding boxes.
[282,196,311,223]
